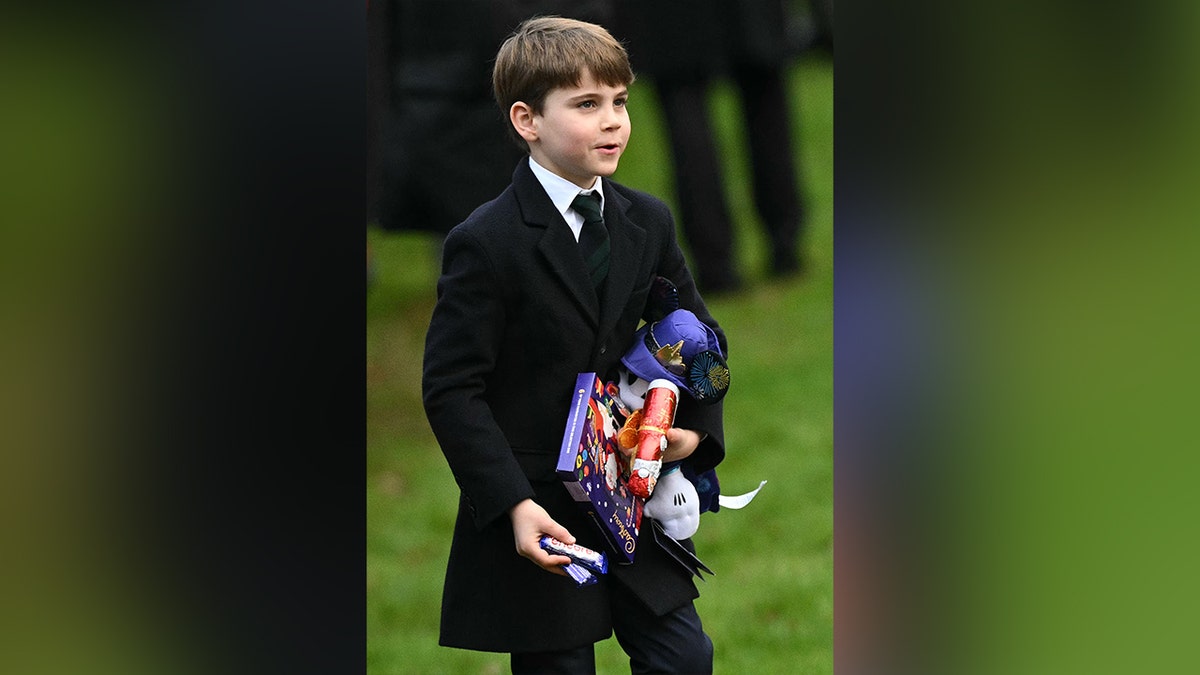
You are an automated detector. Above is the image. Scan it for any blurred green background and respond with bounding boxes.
[367,53,832,673]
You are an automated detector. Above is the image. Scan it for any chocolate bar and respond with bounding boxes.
[540,535,609,575]
[562,562,598,587]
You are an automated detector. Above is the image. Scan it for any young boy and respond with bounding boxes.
[422,16,728,674]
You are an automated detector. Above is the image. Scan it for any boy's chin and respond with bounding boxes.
[592,154,622,175]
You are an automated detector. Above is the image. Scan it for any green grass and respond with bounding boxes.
[367,54,832,674]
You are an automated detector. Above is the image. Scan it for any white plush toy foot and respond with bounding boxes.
[642,466,700,540]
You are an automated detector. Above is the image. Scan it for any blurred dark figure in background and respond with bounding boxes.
[801,0,834,56]
[368,0,523,237]
[614,0,809,293]
[368,0,613,237]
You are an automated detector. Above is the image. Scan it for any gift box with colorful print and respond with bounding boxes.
[556,372,643,563]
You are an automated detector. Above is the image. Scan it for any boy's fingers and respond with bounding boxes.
[666,427,693,446]
[550,527,576,546]
[530,531,576,575]
[541,518,575,546]
[521,545,570,575]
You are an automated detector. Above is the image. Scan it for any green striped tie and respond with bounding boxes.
[571,192,610,291]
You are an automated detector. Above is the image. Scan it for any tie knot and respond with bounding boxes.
[571,192,604,225]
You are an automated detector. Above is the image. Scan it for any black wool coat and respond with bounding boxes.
[422,157,728,653]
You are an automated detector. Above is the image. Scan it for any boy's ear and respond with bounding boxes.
[510,102,539,144]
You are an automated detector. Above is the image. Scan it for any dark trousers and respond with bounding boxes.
[509,593,713,675]
[657,77,735,290]
[732,62,804,272]
[656,62,805,289]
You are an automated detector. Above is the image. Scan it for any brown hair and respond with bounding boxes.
[493,16,635,148]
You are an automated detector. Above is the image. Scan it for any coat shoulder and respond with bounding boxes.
[607,179,668,209]
[449,185,519,234]
[606,180,674,227]
[441,185,534,261]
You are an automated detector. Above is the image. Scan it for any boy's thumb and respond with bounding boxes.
[547,519,575,546]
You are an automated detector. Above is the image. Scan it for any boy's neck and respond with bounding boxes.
[529,155,601,194]
[527,151,599,191]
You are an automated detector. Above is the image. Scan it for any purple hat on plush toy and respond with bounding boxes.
[621,309,730,403]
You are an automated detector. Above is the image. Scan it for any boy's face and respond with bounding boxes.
[520,69,631,189]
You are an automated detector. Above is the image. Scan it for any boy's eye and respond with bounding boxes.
[578,100,596,109]
[614,98,627,107]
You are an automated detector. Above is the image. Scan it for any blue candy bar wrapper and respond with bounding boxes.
[539,535,609,575]
[563,562,598,587]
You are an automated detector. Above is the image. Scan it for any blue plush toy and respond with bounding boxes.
[613,304,764,540]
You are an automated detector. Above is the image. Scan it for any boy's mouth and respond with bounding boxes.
[595,143,622,154]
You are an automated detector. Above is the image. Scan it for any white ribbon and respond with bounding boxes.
[716,480,768,509]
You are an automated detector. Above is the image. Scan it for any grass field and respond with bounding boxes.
[367,53,832,674]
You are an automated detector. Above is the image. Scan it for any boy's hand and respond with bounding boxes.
[663,427,704,463]
[508,498,576,576]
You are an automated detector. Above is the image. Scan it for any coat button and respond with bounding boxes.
[599,344,608,355]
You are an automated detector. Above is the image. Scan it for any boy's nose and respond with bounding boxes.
[600,103,628,127]
[600,107,623,129]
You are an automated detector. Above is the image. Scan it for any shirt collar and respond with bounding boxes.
[528,156,606,219]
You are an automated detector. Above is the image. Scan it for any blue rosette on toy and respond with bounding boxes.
[687,349,730,404]
[622,308,730,405]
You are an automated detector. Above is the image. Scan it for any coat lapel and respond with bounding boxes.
[512,161,649,334]
[512,158,601,327]
[597,182,646,340]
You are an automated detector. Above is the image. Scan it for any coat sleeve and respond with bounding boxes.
[422,227,535,530]
[649,201,728,475]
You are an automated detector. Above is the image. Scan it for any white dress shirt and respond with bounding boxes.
[528,157,606,242]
